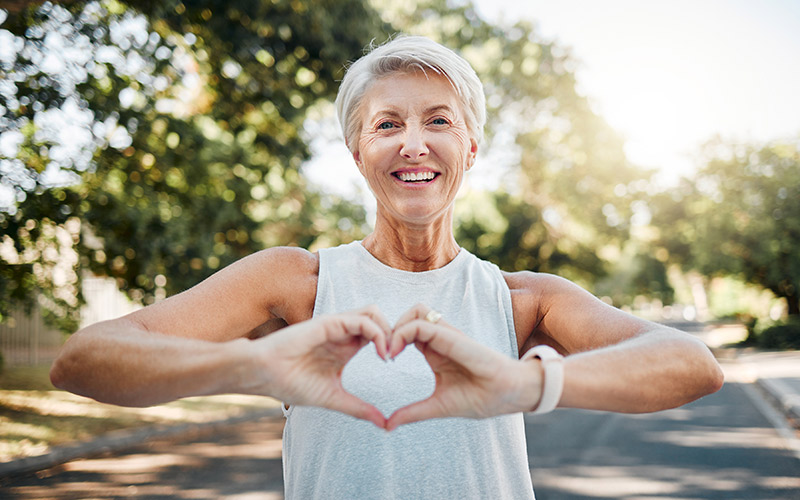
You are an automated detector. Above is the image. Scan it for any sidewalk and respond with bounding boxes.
[0,405,283,478]
[697,322,800,429]
[730,350,800,427]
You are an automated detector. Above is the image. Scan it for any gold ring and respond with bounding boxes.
[425,309,442,324]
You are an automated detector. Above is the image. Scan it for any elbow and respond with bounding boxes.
[49,328,98,395]
[693,335,725,396]
[49,342,81,392]
[49,357,65,390]
[703,356,725,396]
[655,336,725,411]
[682,340,725,404]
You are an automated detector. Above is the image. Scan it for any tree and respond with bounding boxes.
[370,0,649,286]
[650,139,800,316]
[0,0,385,329]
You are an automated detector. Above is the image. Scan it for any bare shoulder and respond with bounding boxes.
[502,270,581,351]
[502,269,576,294]
[249,246,319,323]
[502,270,651,354]
[502,270,589,316]
[245,246,319,283]
[127,246,319,341]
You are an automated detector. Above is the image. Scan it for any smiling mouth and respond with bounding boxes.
[393,171,439,183]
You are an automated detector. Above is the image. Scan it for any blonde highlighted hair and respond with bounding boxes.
[335,35,486,152]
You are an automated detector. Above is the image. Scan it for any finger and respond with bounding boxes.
[356,305,392,355]
[394,303,453,330]
[326,390,388,429]
[385,396,446,431]
[389,303,457,359]
[389,319,460,360]
[324,314,389,360]
[356,305,393,335]
[393,303,429,329]
[391,320,494,372]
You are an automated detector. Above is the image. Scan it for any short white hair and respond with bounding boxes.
[335,35,486,153]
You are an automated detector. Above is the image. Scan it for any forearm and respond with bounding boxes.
[50,319,252,407]
[557,329,724,413]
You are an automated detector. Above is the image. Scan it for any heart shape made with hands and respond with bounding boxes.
[329,304,526,431]
[341,332,436,419]
[337,306,439,421]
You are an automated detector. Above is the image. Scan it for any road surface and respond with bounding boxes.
[2,381,799,499]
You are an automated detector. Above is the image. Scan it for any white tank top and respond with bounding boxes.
[281,241,536,499]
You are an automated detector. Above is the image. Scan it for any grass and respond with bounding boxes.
[0,364,280,462]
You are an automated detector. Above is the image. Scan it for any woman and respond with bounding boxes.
[51,36,724,499]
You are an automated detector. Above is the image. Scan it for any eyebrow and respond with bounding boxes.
[369,104,457,121]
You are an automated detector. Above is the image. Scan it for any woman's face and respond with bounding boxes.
[353,71,478,227]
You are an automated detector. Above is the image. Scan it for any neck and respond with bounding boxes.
[363,209,459,272]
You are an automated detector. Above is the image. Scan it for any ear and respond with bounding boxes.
[465,137,478,171]
[351,148,366,177]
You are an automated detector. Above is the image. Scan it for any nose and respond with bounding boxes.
[399,127,429,162]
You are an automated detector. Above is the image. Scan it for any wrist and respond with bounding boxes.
[522,345,564,414]
[225,337,272,396]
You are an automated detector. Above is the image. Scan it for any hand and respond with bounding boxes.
[246,306,391,428]
[385,304,543,431]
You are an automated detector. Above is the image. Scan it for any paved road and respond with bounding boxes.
[526,380,800,499]
[3,380,799,499]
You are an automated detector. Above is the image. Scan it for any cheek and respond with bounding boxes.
[442,130,474,164]
[358,134,389,163]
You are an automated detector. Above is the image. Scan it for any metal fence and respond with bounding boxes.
[0,276,141,368]
[0,304,64,367]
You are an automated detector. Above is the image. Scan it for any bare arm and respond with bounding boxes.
[383,275,724,429]
[50,248,308,406]
[50,319,257,406]
[507,271,724,413]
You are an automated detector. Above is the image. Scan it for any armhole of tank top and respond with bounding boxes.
[284,248,330,419]
[311,247,330,320]
[495,264,519,356]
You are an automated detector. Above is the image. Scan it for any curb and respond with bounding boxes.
[755,377,800,429]
[0,407,283,479]
[714,345,800,430]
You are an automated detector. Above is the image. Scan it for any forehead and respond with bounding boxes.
[360,71,463,118]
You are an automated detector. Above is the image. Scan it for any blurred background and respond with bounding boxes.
[0,0,798,375]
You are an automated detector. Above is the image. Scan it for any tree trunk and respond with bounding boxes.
[787,293,799,316]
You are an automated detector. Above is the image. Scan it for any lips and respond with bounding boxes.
[392,170,439,183]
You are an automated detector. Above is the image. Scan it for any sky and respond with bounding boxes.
[304,0,800,201]
[3,1,798,209]
[472,0,800,180]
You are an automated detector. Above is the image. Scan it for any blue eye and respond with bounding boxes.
[431,118,448,125]
[378,122,395,130]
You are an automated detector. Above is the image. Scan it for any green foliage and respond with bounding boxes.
[741,317,800,350]
[758,319,800,350]
[375,0,648,283]
[651,139,800,316]
[456,190,604,284]
[0,0,383,328]
[1,0,668,332]
[0,190,83,332]
[594,247,674,308]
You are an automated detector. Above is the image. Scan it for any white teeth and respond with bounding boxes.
[398,172,435,182]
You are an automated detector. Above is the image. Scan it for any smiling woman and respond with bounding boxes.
[351,71,478,245]
[50,35,723,500]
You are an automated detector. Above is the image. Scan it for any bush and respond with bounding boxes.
[756,318,800,350]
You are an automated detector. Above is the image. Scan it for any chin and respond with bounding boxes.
[394,206,450,226]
